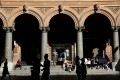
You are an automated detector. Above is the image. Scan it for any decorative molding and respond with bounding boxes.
[112,26,120,32]
[107,6,120,13]
[1,7,15,14]
[76,27,85,32]
[37,7,53,14]
[39,27,50,32]
[3,27,14,32]
[71,7,86,14]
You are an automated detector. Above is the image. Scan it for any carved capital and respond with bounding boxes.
[3,27,14,32]
[112,26,120,32]
[39,27,50,32]
[76,27,85,32]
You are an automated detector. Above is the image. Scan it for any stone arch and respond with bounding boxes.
[8,6,44,27]
[79,6,116,27]
[0,9,8,27]
[44,6,79,27]
[116,13,120,26]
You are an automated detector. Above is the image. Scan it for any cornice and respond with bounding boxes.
[0,1,120,7]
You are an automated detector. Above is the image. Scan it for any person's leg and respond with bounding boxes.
[1,73,3,79]
[77,73,81,80]
[82,74,86,80]
[53,60,55,66]
[42,73,45,80]
[1,73,6,80]
[6,72,11,79]
[14,65,17,70]
[45,74,49,80]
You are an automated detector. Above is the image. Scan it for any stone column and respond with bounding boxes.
[40,27,49,62]
[4,27,14,71]
[76,27,84,59]
[112,26,120,71]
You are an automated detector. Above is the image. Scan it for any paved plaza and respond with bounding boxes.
[0,66,120,80]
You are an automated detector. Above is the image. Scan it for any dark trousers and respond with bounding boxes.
[81,74,86,80]
[77,73,82,80]
[42,72,49,80]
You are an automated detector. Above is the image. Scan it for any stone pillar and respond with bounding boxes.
[112,26,120,71]
[40,27,49,62]
[76,27,84,59]
[4,27,13,71]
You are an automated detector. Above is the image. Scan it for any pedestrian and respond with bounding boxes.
[14,59,22,70]
[81,58,87,80]
[52,49,58,66]
[42,54,50,80]
[31,57,42,80]
[75,56,82,80]
[1,58,11,80]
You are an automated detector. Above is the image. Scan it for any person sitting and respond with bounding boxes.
[64,60,73,72]
[14,59,22,70]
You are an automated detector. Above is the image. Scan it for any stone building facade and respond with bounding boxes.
[0,0,120,70]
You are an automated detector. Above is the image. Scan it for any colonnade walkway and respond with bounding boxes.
[0,66,120,80]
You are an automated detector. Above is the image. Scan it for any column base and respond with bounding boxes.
[0,61,14,71]
[112,60,120,71]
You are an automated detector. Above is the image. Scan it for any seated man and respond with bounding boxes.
[14,59,22,70]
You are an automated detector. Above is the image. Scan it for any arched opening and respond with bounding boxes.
[84,13,112,58]
[13,14,41,65]
[48,13,76,64]
[0,19,5,65]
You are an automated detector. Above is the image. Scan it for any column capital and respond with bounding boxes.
[3,27,15,32]
[39,27,50,32]
[112,26,120,32]
[76,27,85,32]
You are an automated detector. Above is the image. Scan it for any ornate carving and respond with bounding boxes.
[2,8,15,14]
[39,27,50,32]
[107,6,120,13]
[93,4,99,13]
[71,7,86,14]
[58,5,63,14]
[37,7,53,14]
[76,27,85,32]
[3,27,14,32]
[23,5,29,13]
[112,26,120,32]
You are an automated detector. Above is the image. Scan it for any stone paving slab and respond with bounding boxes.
[0,75,120,80]
[0,66,119,76]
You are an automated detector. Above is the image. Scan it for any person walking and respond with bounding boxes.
[31,57,42,80]
[75,56,82,80]
[81,58,87,80]
[52,49,58,66]
[42,54,50,80]
[1,58,11,80]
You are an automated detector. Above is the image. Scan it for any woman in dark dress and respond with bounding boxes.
[1,58,11,80]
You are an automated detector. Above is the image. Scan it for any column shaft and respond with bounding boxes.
[41,31,48,61]
[40,27,49,62]
[113,31,119,61]
[4,28,13,62]
[112,26,120,71]
[76,27,84,59]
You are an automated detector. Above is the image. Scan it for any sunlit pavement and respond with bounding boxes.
[0,66,120,80]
